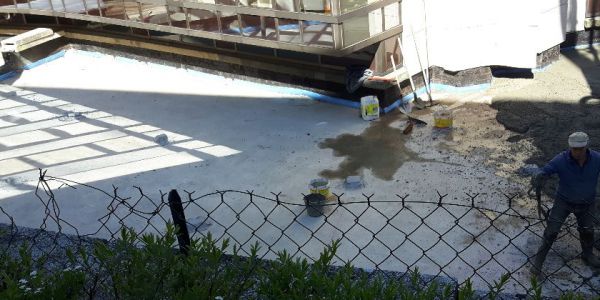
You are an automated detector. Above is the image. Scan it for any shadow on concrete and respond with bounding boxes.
[489,0,600,195]
[0,83,360,205]
[0,81,368,239]
[492,97,600,198]
[493,99,600,164]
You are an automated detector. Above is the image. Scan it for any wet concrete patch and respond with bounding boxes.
[318,111,425,181]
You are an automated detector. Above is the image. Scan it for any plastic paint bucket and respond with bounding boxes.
[304,193,327,217]
[433,108,453,128]
[309,178,330,197]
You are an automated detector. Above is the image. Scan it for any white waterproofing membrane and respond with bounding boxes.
[0,49,597,296]
[400,0,586,74]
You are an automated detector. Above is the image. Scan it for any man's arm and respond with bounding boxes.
[539,154,561,176]
[367,74,397,83]
[531,155,561,188]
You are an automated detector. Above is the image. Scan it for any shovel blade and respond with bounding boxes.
[398,106,427,126]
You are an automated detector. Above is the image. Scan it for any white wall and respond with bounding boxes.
[564,0,587,32]
[399,0,587,74]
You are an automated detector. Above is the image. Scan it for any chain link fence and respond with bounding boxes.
[1,169,600,298]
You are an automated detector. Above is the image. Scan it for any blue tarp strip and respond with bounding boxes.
[22,50,66,70]
[383,98,410,114]
[267,86,361,109]
[0,70,19,81]
[0,50,66,81]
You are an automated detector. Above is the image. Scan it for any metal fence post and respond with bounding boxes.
[168,189,191,255]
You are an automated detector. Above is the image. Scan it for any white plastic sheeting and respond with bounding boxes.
[400,0,586,73]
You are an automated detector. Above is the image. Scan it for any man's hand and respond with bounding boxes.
[530,172,547,190]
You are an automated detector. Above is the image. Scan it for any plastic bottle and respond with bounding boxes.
[360,95,380,121]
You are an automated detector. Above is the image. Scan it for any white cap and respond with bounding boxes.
[568,132,589,148]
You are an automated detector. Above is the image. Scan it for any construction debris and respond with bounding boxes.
[154,133,169,146]
[58,111,84,122]
[344,175,364,189]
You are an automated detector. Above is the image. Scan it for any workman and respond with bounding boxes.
[530,131,600,277]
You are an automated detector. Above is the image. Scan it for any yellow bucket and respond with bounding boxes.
[433,109,453,128]
[309,178,330,197]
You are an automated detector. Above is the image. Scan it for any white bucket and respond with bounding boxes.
[360,95,380,121]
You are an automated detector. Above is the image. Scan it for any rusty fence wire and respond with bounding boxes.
[1,169,600,298]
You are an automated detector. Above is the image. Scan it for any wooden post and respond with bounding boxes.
[167,189,191,255]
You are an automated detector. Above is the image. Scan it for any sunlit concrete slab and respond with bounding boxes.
[0,130,58,147]
[19,93,57,103]
[174,140,213,149]
[16,110,58,122]
[0,119,77,137]
[84,111,113,120]
[11,51,308,99]
[196,145,241,157]
[52,122,107,136]
[142,130,190,142]
[93,136,157,152]
[0,130,127,161]
[41,100,71,107]
[13,90,36,97]
[56,103,96,113]
[26,145,105,165]
[58,151,203,185]
[0,120,15,128]
[126,124,161,133]
[0,105,38,117]
[0,85,22,94]
[0,182,30,198]
[14,146,197,181]
[0,158,35,176]
[97,116,141,127]
[0,99,26,110]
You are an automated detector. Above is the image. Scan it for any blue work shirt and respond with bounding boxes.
[540,149,600,204]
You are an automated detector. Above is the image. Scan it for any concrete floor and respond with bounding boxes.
[1,47,599,295]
